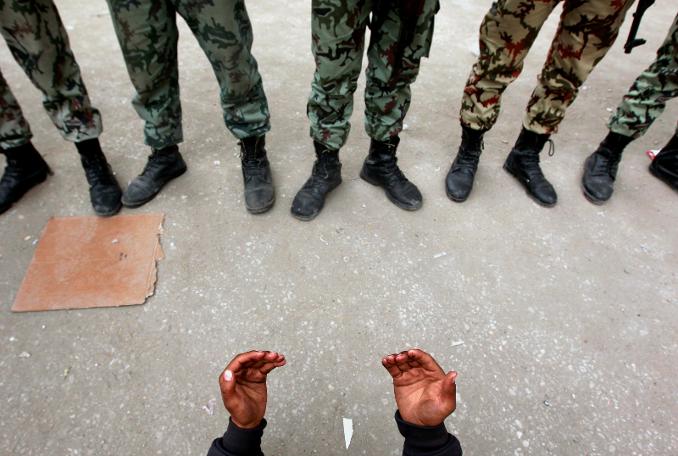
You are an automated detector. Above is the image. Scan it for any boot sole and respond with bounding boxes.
[445,186,470,203]
[122,165,187,208]
[291,210,320,222]
[503,163,556,208]
[581,183,608,206]
[360,170,423,211]
[246,195,276,215]
[94,200,123,217]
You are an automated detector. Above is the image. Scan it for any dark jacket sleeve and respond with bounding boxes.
[207,418,266,456]
[396,411,462,456]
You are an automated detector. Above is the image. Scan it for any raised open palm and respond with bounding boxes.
[219,351,286,429]
[382,349,457,427]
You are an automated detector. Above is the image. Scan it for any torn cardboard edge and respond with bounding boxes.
[11,213,165,312]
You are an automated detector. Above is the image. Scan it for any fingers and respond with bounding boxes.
[406,349,445,374]
[225,351,268,376]
[382,355,403,378]
[220,351,286,385]
[258,352,287,375]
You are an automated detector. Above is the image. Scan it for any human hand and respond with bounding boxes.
[219,350,286,429]
[382,348,457,427]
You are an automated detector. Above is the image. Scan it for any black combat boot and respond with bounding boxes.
[240,136,275,214]
[0,142,51,215]
[76,139,123,216]
[360,137,422,211]
[291,142,342,221]
[649,133,678,192]
[446,126,485,202]
[122,145,187,208]
[503,128,557,207]
[581,132,633,204]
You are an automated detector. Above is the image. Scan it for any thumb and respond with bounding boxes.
[443,371,458,394]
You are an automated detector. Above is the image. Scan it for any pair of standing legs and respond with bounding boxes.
[0,0,121,216]
[583,12,678,202]
[106,0,274,213]
[447,0,633,207]
[291,0,440,221]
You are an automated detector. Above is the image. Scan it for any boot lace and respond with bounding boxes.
[456,139,484,169]
[140,150,175,177]
[590,148,620,179]
[82,154,116,187]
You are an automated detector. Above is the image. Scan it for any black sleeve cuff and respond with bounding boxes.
[211,418,266,456]
[396,411,462,455]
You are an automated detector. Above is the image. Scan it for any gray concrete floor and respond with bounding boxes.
[1,1,677,455]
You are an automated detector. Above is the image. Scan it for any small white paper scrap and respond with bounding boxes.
[343,417,353,449]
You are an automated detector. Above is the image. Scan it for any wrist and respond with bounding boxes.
[231,417,263,430]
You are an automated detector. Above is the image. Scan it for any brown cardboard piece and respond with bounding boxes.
[11,214,164,312]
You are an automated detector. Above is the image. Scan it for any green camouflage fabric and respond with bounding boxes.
[609,12,678,139]
[461,0,634,135]
[308,0,439,150]
[106,0,270,149]
[0,0,102,150]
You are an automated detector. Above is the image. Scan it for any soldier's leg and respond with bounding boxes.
[307,0,371,151]
[608,13,678,139]
[291,0,371,222]
[583,13,678,203]
[460,0,557,132]
[106,0,182,149]
[175,0,273,214]
[0,0,102,142]
[359,0,440,211]
[106,0,187,208]
[175,0,269,140]
[363,0,439,141]
[0,70,50,215]
[0,0,121,215]
[0,71,32,149]
[524,0,634,134]
[448,0,556,204]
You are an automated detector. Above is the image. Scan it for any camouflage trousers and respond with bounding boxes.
[308,0,439,150]
[106,0,270,149]
[461,0,634,135]
[0,0,102,150]
[609,12,678,139]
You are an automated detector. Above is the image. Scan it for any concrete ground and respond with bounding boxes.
[1,1,677,455]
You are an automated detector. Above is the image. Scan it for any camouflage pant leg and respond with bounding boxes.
[106,0,182,149]
[308,0,371,150]
[364,0,439,142]
[608,12,678,139]
[525,0,634,134]
[0,0,102,149]
[460,0,559,132]
[0,69,32,148]
[174,0,270,140]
